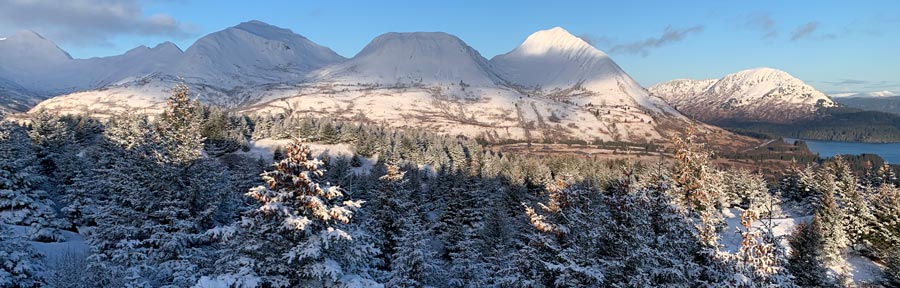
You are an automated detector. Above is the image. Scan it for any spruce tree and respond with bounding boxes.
[0,122,64,242]
[814,171,849,266]
[158,82,205,165]
[788,217,832,287]
[241,140,376,286]
[0,224,44,287]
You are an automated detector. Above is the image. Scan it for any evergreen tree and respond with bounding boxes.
[787,217,832,287]
[241,140,376,286]
[158,82,205,165]
[868,185,900,259]
[734,173,794,287]
[0,224,44,287]
[813,171,849,266]
[365,164,410,275]
[0,122,64,242]
[387,205,440,287]
[885,249,900,287]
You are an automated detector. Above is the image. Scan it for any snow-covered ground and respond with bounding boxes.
[4,224,89,278]
[719,208,884,283]
[239,139,376,175]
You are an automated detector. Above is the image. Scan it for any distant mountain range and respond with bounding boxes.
[837,96,900,116]
[1,21,714,143]
[649,68,836,125]
[1,20,845,144]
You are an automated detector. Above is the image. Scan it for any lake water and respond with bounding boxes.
[783,138,900,163]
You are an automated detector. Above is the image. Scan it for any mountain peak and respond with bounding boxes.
[317,31,501,86]
[152,41,182,52]
[650,68,834,124]
[0,29,73,62]
[734,67,792,77]
[12,29,48,41]
[514,26,605,57]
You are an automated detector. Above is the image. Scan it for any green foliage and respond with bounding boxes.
[724,107,900,143]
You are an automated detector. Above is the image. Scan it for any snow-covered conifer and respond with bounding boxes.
[241,140,376,286]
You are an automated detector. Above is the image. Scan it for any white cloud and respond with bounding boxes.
[0,0,191,46]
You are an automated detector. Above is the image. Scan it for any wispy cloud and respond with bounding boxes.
[0,0,193,46]
[601,25,705,57]
[745,12,778,40]
[824,79,869,86]
[790,21,835,41]
[790,22,819,41]
[820,79,900,91]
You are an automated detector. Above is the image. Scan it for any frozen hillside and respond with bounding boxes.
[176,20,345,88]
[26,25,705,143]
[313,32,502,87]
[491,27,673,114]
[1,20,345,113]
[0,77,39,114]
[0,30,74,95]
[650,68,835,124]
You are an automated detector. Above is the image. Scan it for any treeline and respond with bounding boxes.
[725,107,900,143]
[1,85,900,287]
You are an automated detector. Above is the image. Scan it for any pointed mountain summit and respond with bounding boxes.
[176,20,345,88]
[650,67,835,124]
[491,27,669,113]
[315,32,502,86]
[0,30,72,63]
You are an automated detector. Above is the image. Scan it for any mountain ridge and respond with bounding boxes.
[650,67,835,124]
[13,22,719,144]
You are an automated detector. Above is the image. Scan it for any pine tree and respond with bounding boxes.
[885,249,900,287]
[0,122,64,242]
[241,140,376,286]
[842,183,875,250]
[788,217,832,287]
[670,127,727,278]
[158,82,205,165]
[733,172,794,286]
[0,224,44,287]
[868,185,900,259]
[388,205,439,287]
[86,115,235,287]
[814,171,849,266]
[877,162,898,187]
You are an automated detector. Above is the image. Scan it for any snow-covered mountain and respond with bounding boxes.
[830,90,898,98]
[177,20,345,88]
[21,23,713,143]
[0,30,185,112]
[313,32,502,87]
[238,27,689,142]
[650,68,835,124]
[491,27,673,114]
[0,30,74,95]
[0,77,39,115]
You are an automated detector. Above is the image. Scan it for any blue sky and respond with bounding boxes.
[1,0,897,94]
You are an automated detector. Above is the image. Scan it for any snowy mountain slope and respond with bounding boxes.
[0,30,74,95]
[236,29,694,142]
[491,27,675,114]
[176,20,345,88]
[30,25,713,143]
[312,32,502,87]
[0,30,185,111]
[650,68,835,124]
[0,77,39,114]
[7,21,345,111]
